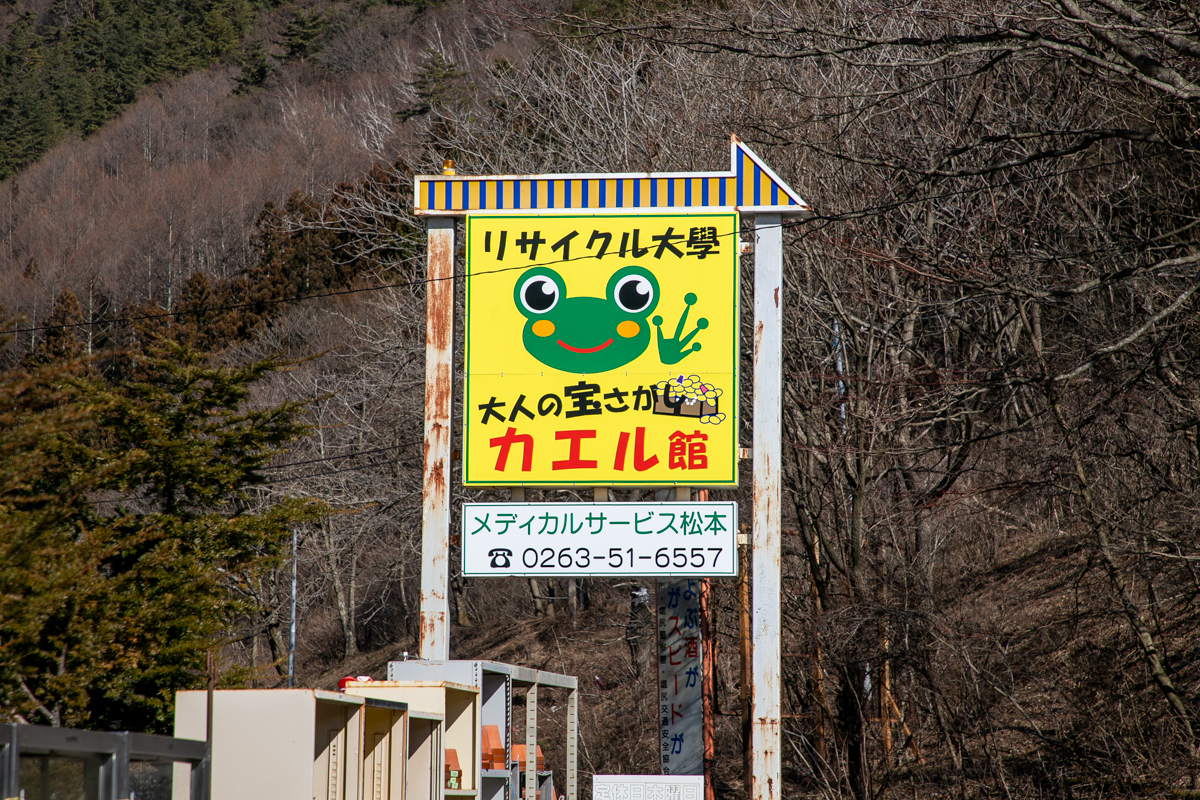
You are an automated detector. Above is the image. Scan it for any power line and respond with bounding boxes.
[0,221,764,337]
[88,439,426,506]
[3,148,1166,339]
[259,448,422,485]
[261,439,424,471]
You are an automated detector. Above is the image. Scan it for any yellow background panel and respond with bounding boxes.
[464,212,740,486]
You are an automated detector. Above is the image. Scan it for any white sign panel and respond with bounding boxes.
[593,775,703,800]
[658,578,703,774]
[461,502,737,577]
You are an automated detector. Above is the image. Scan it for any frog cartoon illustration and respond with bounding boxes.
[514,265,708,374]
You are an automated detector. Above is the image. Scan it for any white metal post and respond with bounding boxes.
[419,215,456,660]
[750,214,782,800]
[566,686,578,800]
[288,528,297,687]
[525,683,538,800]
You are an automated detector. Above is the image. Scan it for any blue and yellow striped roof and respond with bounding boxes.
[414,136,811,217]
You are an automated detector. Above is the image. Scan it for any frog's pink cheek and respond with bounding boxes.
[532,319,555,337]
[616,320,640,338]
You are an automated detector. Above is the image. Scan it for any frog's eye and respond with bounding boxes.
[519,275,559,314]
[613,274,655,313]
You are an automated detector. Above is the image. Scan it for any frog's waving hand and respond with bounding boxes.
[653,293,708,365]
[515,266,660,374]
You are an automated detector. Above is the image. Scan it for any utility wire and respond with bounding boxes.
[0,222,761,337]
[261,439,424,471]
[1,146,1167,339]
[89,438,426,506]
[259,447,423,485]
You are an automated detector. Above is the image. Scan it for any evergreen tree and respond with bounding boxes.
[280,9,325,61]
[0,0,259,177]
[0,16,64,177]
[27,288,85,365]
[395,49,469,121]
[232,192,343,334]
[200,0,251,57]
[0,338,324,731]
[0,358,130,727]
[173,271,229,350]
[234,39,275,94]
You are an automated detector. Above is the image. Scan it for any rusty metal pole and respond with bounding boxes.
[697,490,715,800]
[738,534,751,796]
[701,579,715,800]
[751,214,783,800]
[205,650,215,745]
[418,167,456,660]
[205,649,215,800]
[526,682,538,800]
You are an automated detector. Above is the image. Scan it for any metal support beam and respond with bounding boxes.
[114,732,129,800]
[1,724,17,800]
[700,575,715,800]
[191,748,211,800]
[525,683,538,800]
[420,215,456,660]
[566,686,578,800]
[288,528,297,688]
[750,214,782,800]
[0,724,208,800]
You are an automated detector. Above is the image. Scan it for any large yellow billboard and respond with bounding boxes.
[463,212,739,486]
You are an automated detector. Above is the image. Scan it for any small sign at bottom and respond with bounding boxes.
[593,775,703,800]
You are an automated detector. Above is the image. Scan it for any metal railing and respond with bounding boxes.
[0,723,209,800]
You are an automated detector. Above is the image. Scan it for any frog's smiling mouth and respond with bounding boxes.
[557,338,613,354]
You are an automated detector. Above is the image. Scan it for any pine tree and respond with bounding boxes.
[0,0,260,175]
[234,39,275,94]
[200,0,250,57]
[280,9,325,61]
[395,49,469,121]
[27,288,85,365]
[173,271,221,349]
[0,338,325,731]
[0,16,64,179]
[0,360,124,727]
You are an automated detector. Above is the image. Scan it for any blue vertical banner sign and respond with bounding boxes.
[657,578,703,775]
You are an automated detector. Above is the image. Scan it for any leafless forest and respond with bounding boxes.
[2,0,1200,797]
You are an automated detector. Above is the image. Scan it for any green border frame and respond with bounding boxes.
[463,212,741,487]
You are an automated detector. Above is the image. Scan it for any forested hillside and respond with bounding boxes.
[2,1,1200,799]
[0,0,256,178]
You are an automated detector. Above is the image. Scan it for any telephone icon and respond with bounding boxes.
[488,548,513,569]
